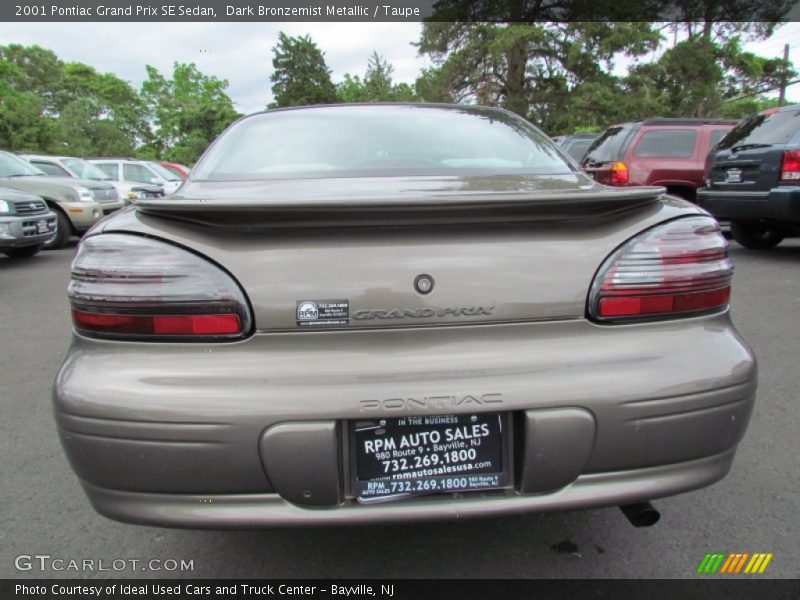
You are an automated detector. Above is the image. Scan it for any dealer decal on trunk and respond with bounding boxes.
[296,300,349,327]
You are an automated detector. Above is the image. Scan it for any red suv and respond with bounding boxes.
[581,118,736,201]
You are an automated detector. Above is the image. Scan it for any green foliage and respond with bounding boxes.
[269,32,338,108]
[337,50,418,103]
[416,22,662,131]
[337,73,367,103]
[140,62,241,164]
[417,15,795,135]
[0,43,147,156]
[363,51,395,101]
[0,59,57,151]
[718,96,780,120]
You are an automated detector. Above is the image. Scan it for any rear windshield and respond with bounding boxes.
[717,108,800,149]
[582,126,633,165]
[192,105,573,181]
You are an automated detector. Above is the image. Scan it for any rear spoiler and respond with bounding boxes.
[135,186,666,229]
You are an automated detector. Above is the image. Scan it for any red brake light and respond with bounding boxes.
[71,311,242,336]
[779,150,800,182]
[610,161,628,185]
[589,216,733,322]
[68,234,252,340]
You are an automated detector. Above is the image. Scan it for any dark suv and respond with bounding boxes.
[581,118,736,201]
[697,105,800,249]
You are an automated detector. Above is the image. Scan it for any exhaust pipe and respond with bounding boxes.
[620,502,660,527]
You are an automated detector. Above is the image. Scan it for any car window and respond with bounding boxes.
[193,105,572,181]
[0,152,48,177]
[709,129,730,149]
[633,130,697,158]
[146,161,182,182]
[582,126,633,165]
[31,161,71,177]
[565,139,594,162]
[94,163,118,179]
[63,158,112,180]
[716,107,800,149]
[123,163,157,184]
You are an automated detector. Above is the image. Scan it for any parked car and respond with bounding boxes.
[55,104,756,529]
[21,154,165,203]
[0,150,122,249]
[697,104,800,249]
[581,118,736,201]
[0,187,57,258]
[159,161,190,179]
[555,132,599,162]
[88,158,183,194]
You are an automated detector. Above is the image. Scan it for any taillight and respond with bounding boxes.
[68,234,252,340]
[589,216,733,322]
[610,161,628,185]
[779,150,800,182]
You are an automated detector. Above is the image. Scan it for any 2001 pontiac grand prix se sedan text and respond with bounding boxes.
[53,104,756,528]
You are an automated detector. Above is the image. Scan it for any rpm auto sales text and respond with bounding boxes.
[16,584,395,597]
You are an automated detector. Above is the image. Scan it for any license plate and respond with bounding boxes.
[349,413,511,502]
[725,168,742,183]
[36,220,49,234]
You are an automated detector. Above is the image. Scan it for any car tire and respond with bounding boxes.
[43,211,72,250]
[4,244,43,258]
[730,221,785,249]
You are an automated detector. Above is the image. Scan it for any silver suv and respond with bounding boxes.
[0,151,123,249]
[21,154,165,204]
[89,158,183,195]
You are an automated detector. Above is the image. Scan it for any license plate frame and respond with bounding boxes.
[348,412,512,503]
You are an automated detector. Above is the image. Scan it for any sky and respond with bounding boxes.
[0,21,797,115]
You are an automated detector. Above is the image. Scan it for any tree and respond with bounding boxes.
[269,32,338,108]
[338,51,416,103]
[363,51,394,101]
[0,59,57,151]
[416,22,661,130]
[0,44,148,155]
[140,62,241,164]
[337,73,367,103]
[625,35,794,118]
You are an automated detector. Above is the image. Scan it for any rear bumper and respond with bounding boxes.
[697,186,800,225]
[82,448,736,528]
[53,313,757,526]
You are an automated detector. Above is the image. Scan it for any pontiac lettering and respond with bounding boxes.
[359,393,503,412]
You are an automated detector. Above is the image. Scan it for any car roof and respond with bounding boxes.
[609,118,737,129]
[759,103,799,115]
[21,154,85,162]
[86,157,140,161]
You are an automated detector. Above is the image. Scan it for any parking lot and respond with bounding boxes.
[1,239,798,579]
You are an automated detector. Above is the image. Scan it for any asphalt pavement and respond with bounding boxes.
[1,239,798,579]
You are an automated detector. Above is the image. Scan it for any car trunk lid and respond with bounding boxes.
[112,174,674,330]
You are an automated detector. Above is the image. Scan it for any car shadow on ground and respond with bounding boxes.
[0,242,78,268]
[728,239,800,264]
[150,507,635,578]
